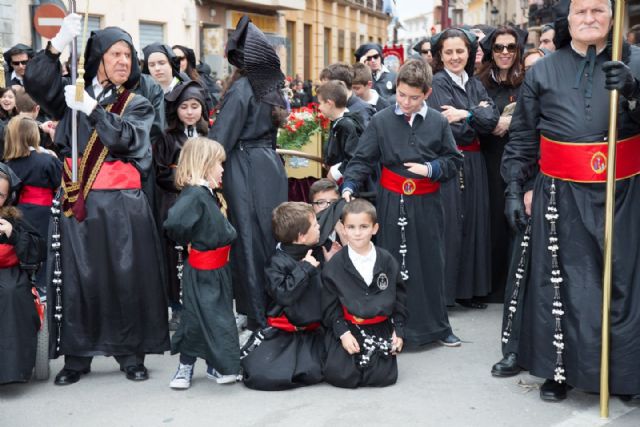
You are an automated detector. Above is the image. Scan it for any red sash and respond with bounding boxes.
[342,306,388,325]
[64,159,141,190]
[188,245,231,270]
[267,314,321,332]
[458,138,481,152]
[61,88,136,221]
[19,185,54,206]
[539,134,640,182]
[0,244,19,268]
[380,167,440,196]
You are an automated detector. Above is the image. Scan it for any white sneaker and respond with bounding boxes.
[206,366,240,384]
[169,363,194,389]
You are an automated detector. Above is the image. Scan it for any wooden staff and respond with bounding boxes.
[68,0,79,182]
[600,0,626,419]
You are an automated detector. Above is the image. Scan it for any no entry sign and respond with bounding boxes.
[33,4,67,39]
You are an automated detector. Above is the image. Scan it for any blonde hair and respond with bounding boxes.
[174,137,226,190]
[4,116,40,160]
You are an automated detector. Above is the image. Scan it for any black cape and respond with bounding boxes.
[428,72,499,303]
[501,44,640,394]
[208,76,287,327]
[342,105,463,345]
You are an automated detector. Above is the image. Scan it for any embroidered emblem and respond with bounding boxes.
[386,80,393,90]
[402,179,416,195]
[591,152,607,174]
[377,273,389,290]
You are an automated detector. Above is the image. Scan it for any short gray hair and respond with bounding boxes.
[569,0,613,17]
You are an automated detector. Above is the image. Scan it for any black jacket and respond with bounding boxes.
[324,111,365,174]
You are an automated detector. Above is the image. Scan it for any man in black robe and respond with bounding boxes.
[502,0,640,401]
[24,14,169,385]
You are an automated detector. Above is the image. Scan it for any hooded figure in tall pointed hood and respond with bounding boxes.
[23,17,170,386]
[208,15,288,330]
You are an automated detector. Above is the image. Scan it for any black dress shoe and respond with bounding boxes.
[619,394,640,402]
[491,353,521,377]
[122,364,149,381]
[54,368,89,386]
[540,379,568,402]
[456,299,488,309]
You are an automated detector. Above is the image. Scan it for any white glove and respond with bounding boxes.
[64,85,97,115]
[329,163,343,181]
[50,13,82,53]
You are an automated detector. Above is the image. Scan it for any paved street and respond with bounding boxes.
[1,304,638,426]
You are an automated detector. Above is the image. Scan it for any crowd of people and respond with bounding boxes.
[1,0,640,405]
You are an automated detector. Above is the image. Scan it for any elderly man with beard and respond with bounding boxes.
[24,14,169,386]
[502,0,640,402]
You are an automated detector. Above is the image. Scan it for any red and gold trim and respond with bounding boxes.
[342,306,388,325]
[380,167,440,196]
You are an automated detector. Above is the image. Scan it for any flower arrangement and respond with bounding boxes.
[277,104,330,150]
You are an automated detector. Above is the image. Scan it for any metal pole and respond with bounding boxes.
[600,0,625,419]
[68,0,78,183]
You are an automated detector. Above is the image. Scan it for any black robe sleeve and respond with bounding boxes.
[154,132,184,193]
[341,119,381,193]
[209,81,249,152]
[321,268,351,338]
[391,266,408,338]
[23,47,69,121]
[1,217,43,265]
[264,253,318,307]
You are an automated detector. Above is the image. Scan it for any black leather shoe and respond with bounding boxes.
[54,368,89,386]
[122,364,149,381]
[491,353,521,377]
[619,394,640,402]
[540,379,568,402]
[457,299,488,309]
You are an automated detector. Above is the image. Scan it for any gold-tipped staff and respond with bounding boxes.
[600,0,626,419]
[0,54,5,88]
[75,0,90,101]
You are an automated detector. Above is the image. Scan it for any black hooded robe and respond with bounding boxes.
[342,105,463,346]
[24,30,170,360]
[209,76,287,328]
[428,72,499,305]
[502,44,640,394]
[0,207,43,384]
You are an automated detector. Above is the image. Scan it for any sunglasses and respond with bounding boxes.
[493,43,517,54]
[11,60,28,66]
[421,49,431,55]
[364,54,380,62]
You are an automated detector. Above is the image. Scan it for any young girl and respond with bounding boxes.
[164,137,240,389]
[155,81,209,330]
[4,116,62,297]
[0,162,44,384]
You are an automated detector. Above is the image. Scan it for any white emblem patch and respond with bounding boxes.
[377,273,389,290]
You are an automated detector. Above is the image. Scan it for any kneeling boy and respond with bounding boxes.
[322,199,407,388]
[241,202,326,390]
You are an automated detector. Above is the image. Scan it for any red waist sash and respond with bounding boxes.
[64,158,141,190]
[19,185,54,206]
[0,244,19,268]
[342,306,388,325]
[267,314,321,332]
[539,134,640,182]
[458,138,481,152]
[380,167,440,196]
[188,245,231,270]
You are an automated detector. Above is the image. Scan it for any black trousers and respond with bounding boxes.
[63,354,145,372]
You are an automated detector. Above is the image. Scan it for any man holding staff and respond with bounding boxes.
[502,0,640,402]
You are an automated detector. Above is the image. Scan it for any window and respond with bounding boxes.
[286,21,296,77]
[77,16,102,55]
[139,22,164,54]
[324,27,332,68]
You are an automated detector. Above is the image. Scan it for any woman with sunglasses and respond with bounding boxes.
[475,27,527,301]
[427,28,499,311]
[413,38,433,65]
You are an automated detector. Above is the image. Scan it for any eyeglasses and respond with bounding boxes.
[11,60,28,66]
[492,43,517,54]
[311,199,338,209]
[421,49,431,55]
[364,54,380,62]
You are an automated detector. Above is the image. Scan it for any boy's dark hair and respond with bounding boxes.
[15,91,38,113]
[309,178,339,201]
[397,59,432,93]
[352,63,373,86]
[319,63,353,89]
[341,198,377,224]
[272,202,315,244]
[316,80,348,108]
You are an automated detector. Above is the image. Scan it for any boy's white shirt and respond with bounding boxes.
[347,242,377,286]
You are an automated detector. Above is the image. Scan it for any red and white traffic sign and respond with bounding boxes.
[33,4,67,39]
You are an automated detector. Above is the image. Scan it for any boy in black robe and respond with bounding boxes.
[341,59,463,347]
[322,199,407,388]
[242,202,327,390]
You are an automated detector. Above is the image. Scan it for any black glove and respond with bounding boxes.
[504,181,527,232]
[602,61,640,100]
